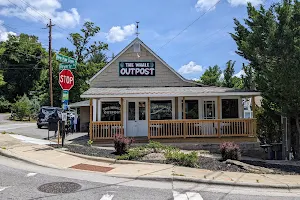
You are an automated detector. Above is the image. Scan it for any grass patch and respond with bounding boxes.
[116,147,147,160]
[1,131,6,134]
[1,147,6,150]
[172,173,185,176]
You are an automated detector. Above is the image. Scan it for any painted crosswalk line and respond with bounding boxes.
[26,173,37,177]
[100,194,114,200]
[0,186,10,192]
[173,190,203,200]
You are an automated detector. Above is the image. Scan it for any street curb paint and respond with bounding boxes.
[108,175,300,190]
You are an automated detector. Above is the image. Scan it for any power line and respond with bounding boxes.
[156,0,222,51]
[7,0,47,25]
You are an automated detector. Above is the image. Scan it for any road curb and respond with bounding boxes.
[0,148,59,169]
[55,149,145,165]
[109,174,300,189]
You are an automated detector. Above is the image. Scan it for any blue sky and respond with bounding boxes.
[0,0,277,80]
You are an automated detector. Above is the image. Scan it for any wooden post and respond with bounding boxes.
[120,98,123,135]
[89,98,93,141]
[183,97,186,138]
[251,96,256,136]
[148,97,150,140]
[217,96,221,138]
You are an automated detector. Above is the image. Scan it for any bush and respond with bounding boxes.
[165,150,198,167]
[146,141,178,152]
[114,134,134,155]
[0,96,10,113]
[116,148,146,160]
[11,94,32,121]
[220,142,241,160]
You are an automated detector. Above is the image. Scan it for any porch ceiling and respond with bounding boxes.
[81,87,260,98]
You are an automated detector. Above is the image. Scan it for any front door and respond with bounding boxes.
[126,99,148,137]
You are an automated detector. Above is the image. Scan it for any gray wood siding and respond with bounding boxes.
[90,45,195,88]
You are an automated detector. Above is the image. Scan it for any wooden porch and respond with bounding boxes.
[90,118,256,140]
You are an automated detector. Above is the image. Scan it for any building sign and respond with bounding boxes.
[119,61,155,76]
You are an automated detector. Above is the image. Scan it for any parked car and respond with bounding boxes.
[37,106,62,129]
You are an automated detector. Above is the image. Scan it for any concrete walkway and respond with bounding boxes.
[1,133,300,189]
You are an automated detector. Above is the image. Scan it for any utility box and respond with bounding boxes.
[48,118,59,132]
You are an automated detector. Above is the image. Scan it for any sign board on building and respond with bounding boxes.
[56,54,77,65]
[119,61,155,76]
[59,63,76,70]
[59,69,74,90]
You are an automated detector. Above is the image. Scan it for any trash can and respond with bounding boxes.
[48,118,59,132]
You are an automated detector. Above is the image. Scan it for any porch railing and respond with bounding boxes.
[90,119,256,140]
[149,119,256,139]
[91,121,123,140]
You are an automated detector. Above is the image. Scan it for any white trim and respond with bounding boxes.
[97,99,101,121]
[178,97,183,119]
[92,99,97,122]
[81,92,261,98]
[87,37,201,86]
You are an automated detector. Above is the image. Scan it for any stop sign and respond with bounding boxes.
[59,69,74,90]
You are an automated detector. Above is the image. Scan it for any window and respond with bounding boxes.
[222,99,239,119]
[184,100,199,119]
[150,100,172,120]
[139,102,146,120]
[128,102,135,121]
[203,101,216,119]
[101,102,121,121]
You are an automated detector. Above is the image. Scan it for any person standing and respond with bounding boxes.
[74,114,78,133]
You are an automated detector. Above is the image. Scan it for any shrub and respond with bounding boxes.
[116,148,146,160]
[114,134,134,155]
[0,96,10,113]
[146,141,178,152]
[165,150,198,167]
[11,94,31,121]
[87,140,93,146]
[220,142,241,160]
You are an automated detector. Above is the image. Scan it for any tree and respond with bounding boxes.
[0,34,47,102]
[200,65,222,86]
[223,60,236,88]
[241,64,255,90]
[67,21,108,102]
[231,1,300,157]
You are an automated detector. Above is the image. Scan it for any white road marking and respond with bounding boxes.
[173,190,203,200]
[9,135,56,145]
[186,192,203,200]
[100,194,114,200]
[26,173,37,177]
[0,186,10,192]
[173,191,188,200]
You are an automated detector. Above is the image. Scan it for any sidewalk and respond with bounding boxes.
[1,133,300,189]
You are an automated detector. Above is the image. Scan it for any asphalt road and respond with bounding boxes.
[1,156,300,200]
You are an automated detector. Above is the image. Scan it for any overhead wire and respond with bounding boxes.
[156,0,222,51]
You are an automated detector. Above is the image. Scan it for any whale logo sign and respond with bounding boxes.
[119,61,155,76]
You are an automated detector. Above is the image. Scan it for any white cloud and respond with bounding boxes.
[106,24,135,43]
[195,0,219,12]
[195,0,263,12]
[192,78,200,81]
[0,0,80,28]
[0,21,16,41]
[178,61,203,74]
[234,69,246,78]
[228,0,263,6]
[220,72,224,79]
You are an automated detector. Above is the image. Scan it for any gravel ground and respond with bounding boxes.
[49,144,300,174]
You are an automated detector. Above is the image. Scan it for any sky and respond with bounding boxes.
[0,0,277,80]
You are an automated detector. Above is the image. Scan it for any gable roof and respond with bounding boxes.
[88,37,202,86]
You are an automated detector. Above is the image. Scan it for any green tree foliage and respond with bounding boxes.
[66,21,108,102]
[241,64,255,90]
[11,94,32,120]
[0,96,10,113]
[0,34,47,102]
[223,60,235,88]
[231,1,300,154]
[200,65,222,86]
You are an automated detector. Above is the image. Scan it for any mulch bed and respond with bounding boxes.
[49,144,300,175]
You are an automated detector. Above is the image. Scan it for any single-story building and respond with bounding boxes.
[80,37,260,142]
[69,100,89,132]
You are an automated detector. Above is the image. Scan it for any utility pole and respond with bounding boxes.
[46,19,55,106]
